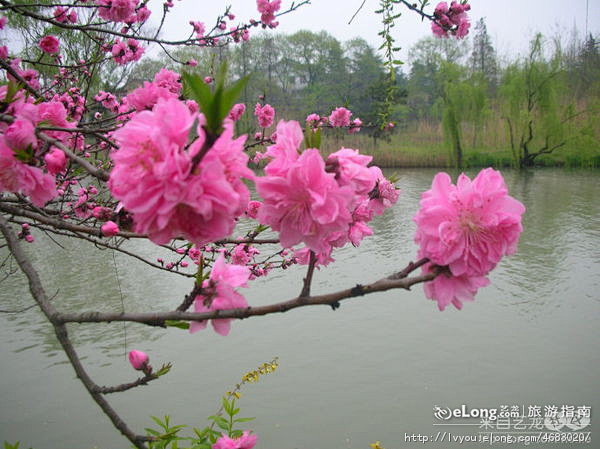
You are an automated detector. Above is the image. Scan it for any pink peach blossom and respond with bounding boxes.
[39,35,60,54]
[4,119,37,150]
[254,103,275,128]
[213,430,257,449]
[422,263,490,311]
[256,0,281,27]
[190,255,250,336]
[328,107,352,127]
[414,168,524,309]
[414,168,525,278]
[109,99,251,247]
[228,103,246,121]
[326,148,375,195]
[0,137,57,206]
[256,147,354,254]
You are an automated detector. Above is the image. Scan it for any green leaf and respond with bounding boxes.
[190,444,212,449]
[207,415,229,430]
[151,416,165,428]
[165,320,190,330]
[220,75,250,121]
[222,397,233,415]
[304,126,322,150]
[193,427,210,441]
[182,72,213,114]
[233,417,255,423]
[215,60,228,93]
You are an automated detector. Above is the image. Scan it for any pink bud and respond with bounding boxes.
[101,220,119,237]
[44,149,67,175]
[21,223,30,230]
[204,76,213,84]
[128,350,149,370]
[25,234,34,243]
[180,261,189,267]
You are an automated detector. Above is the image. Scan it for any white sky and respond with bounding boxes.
[149,0,600,63]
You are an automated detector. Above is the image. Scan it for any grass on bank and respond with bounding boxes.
[317,120,600,168]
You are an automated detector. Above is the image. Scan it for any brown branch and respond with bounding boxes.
[0,58,43,100]
[398,0,436,21]
[35,130,111,181]
[0,202,142,239]
[300,250,317,297]
[17,221,195,278]
[94,373,160,395]
[56,258,436,326]
[0,213,150,449]
[0,0,311,47]
[176,284,202,312]
[348,0,367,25]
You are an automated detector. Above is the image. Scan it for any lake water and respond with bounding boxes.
[1,168,599,449]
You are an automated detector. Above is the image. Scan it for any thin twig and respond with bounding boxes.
[348,0,367,25]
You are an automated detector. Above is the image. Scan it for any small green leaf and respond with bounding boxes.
[207,415,229,430]
[165,320,190,330]
[233,417,255,423]
[222,397,233,415]
[182,72,213,113]
[220,75,250,120]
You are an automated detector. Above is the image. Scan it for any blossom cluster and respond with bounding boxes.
[413,169,525,310]
[256,120,399,265]
[0,86,76,205]
[256,0,282,28]
[431,1,471,39]
[110,38,144,65]
[95,0,151,24]
[306,107,363,134]
[108,98,252,246]
[254,103,275,128]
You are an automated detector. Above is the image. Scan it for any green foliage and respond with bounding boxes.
[304,125,322,149]
[182,65,250,136]
[469,18,498,88]
[144,358,279,449]
[3,442,32,449]
[498,34,587,168]
[151,30,389,126]
[436,62,489,168]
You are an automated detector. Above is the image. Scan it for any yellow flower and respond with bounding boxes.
[370,442,384,449]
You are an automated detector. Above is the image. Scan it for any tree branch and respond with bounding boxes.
[56,258,436,326]
[0,214,151,449]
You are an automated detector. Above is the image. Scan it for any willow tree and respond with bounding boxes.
[436,62,488,168]
[499,34,579,168]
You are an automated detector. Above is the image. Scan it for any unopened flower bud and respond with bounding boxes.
[128,350,149,371]
[101,220,119,237]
